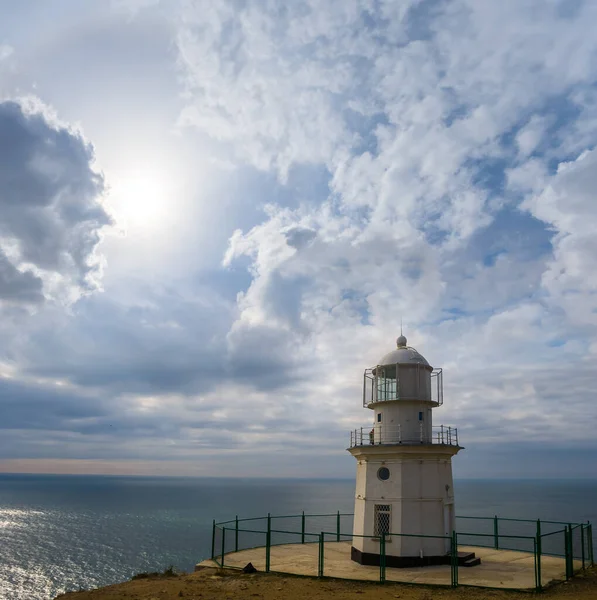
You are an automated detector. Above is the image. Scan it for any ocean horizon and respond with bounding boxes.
[1,474,595,600]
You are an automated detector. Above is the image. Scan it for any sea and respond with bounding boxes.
[0,475,596,600]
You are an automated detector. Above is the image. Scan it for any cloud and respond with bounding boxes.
[0,376,108,432]
[9,276,309,399]
[0,44,12,61]
[0,249,44,303]
[176,1,360,180]
[2,1,597,477]
[173,0,597,471]
[111,0,162,16]
[524,150,597,330]
[0,100,111,307]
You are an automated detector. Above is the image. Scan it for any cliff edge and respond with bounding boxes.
[55,565,597,600]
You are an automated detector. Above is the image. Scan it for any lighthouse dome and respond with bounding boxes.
[377,335,430,367]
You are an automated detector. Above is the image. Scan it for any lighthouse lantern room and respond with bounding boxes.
[349,334,462,568]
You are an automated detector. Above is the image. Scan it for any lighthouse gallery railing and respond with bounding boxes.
[349,424,458,448]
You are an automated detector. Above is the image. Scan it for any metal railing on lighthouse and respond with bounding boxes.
[349,424,459,448]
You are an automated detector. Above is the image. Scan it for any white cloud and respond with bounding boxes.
[516,116,547,159]
[175,0,597,461]
[2,0,597,476]
[111,0,161,16]
[0,44,12,61]
[524,150,597,331]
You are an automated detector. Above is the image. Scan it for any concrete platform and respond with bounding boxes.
[197,541,580,589]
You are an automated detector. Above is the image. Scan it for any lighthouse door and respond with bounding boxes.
[443,503,453,553]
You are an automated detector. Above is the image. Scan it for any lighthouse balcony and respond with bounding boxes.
[349,424,459,448]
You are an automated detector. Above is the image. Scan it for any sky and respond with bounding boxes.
[0,0,596,479]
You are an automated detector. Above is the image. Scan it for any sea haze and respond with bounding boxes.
[0,475,595,600]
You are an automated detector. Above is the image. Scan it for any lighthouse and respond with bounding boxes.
[349,334,462,567]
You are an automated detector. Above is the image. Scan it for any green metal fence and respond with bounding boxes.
[210,512,594,592]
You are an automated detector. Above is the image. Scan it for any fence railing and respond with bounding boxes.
[349,424,458,447]
[210,511,594,592]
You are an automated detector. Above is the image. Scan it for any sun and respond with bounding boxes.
[110,168,172,231]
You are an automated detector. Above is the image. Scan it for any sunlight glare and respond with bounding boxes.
[111,168,173,231]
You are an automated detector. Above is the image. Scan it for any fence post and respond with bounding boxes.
[581,524,585,570]
[211,519,216,560]
[318,533,324,577]
[565,525,572,580]
[533,537,538,591]
[337,511,341,542]
[450,532,454,587]
[450,531,458,587]
[570,524,575,576]
[535,525,542,591]
[566,526,570,580]
[494,516,499,549]
[589,523,594,566]
[571,524,577,575]
[266,513,271,573]
[563,527,568,580]
[235,515,239,553]
[380,533,386,583]
[221,527,226,568]
[301,511,305,544]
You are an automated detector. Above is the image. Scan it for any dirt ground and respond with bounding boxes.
[55,566,597,600]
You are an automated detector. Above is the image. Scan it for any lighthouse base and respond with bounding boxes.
[351,546,480,568]
[351,546,450,568]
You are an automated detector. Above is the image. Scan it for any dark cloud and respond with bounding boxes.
[0,360,341,463]
[456,441,597,479]
[0,249,44,303]
[15,283,307,396]
[0,100,111,302]
[20,293,225,394]
[0,377,108,432]
[284,226,316,249]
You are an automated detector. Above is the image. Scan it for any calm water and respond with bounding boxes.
[0,475,595,600]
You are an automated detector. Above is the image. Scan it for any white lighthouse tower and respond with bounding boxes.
[349,334,462,567]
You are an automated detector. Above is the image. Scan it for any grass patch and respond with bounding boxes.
[131,565,179,580]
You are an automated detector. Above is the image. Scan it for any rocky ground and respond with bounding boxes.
[55,566,597,600]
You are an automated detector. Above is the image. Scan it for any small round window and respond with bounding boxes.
[377,467,390,481]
